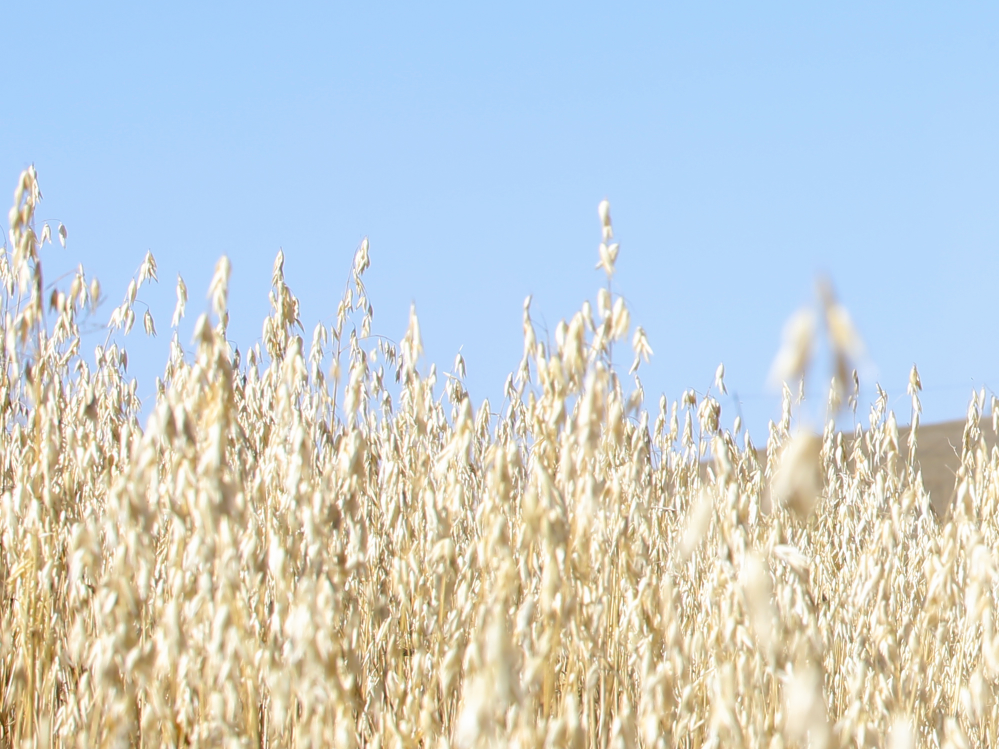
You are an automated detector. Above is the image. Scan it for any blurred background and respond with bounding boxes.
[3,2,998,439]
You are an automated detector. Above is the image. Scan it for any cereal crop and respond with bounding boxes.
[1,168,997,748]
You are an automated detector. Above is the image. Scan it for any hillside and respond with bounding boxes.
[735,417,998,519]
[902,417,998,517]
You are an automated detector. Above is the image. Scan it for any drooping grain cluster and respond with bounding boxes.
[2,169,998,748]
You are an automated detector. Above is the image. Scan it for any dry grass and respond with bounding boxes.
[2,168,998,748]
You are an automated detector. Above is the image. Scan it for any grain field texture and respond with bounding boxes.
[1,169,997,748]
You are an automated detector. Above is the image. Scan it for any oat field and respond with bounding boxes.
[2,167,997,748]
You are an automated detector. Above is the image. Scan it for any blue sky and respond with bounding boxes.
[4,3,998,438]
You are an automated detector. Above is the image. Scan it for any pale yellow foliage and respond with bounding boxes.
[0,173,996,749]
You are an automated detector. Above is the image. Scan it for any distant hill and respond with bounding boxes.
[900,417,997,518]
[708,417,997,519]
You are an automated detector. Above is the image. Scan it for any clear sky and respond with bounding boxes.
[4,3,998,439]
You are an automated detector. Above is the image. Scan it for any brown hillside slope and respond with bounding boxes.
[707,418,997,519]
[902,418,998,518]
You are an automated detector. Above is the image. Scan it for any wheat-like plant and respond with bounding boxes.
[0,168,996,748]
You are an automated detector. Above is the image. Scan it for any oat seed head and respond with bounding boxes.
[0,175,991,749]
